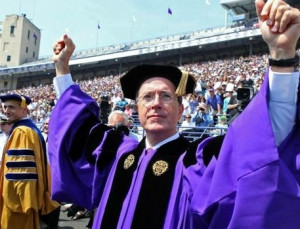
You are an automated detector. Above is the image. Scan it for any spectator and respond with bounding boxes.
[124,104,133,117]
[189,94,199,114]
[108,110,140,141]
[215,82,225,104]
[41,117,50,142]
[0,114,13,165]
[179,113,195,132]
[192,103,214,127]
[222,83,239,119]
[211,115,228,136]
[181,94,191,121]
[111,92,121,109]
[115,95,128,111]
[99,95,111,124]
[206,88,222,116]
[194,79,202,94]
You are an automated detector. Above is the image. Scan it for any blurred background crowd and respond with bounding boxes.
[0,53,268,132]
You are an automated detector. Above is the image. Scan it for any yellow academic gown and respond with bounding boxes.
[0,124,59,229]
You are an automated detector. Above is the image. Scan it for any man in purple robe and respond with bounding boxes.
[49,0,300,228]
[49,36,200,228]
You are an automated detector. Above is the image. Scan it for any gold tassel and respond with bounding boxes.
[20,96,27,108]
[175,71,189,96]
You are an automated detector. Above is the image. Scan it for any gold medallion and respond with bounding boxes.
[152,160,169,176]
[124,154,135,169]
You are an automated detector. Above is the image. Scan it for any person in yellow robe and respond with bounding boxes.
[0,94,60,229]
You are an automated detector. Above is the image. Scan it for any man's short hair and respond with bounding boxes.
[108,110,129,127]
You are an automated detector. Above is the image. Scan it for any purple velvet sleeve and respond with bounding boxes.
[48,85,104,209]
[164,137,213,229]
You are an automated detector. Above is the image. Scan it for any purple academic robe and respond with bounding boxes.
[163,137,217,229]
[189,72,300,228]
[48,85,138,201]
[48,85,196,228]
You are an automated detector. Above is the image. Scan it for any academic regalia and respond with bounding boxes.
[190,72,300,228]
[49,85,199,228]
[49,64,201,228]
[163,137,213,228]
[0,119,59,229]
[162,134,225,229]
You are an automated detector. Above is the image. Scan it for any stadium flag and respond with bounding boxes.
[132,14,137,23]
[168,7,172,15]
[96,21,100,47]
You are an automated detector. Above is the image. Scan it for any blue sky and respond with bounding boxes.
[0,0,229,57]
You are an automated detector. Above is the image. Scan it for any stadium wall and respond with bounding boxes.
[0,26,294,91]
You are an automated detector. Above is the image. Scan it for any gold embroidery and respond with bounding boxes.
[124,154,135,169]
[152,160,169,176]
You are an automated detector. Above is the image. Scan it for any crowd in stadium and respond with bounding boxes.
[0,53,268,135]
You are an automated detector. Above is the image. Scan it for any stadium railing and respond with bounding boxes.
[129,124,227,142]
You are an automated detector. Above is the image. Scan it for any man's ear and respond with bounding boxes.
[21,106,29,116]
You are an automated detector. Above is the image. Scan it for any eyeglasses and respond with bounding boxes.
[186,116,191,119]
[137,92,175,107]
